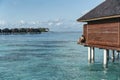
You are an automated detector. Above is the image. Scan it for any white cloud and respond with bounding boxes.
[31,21,36,25]
[54,18,62,22]
[0,20,6,25]
[0,19,82,31]
[20,20,25,24]
[48,22,53,26]
[45,19,64,26]
[56,22,63,26]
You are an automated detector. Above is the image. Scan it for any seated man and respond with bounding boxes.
[77,35,86,44]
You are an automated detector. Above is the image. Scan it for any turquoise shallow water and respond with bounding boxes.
[0,32,120,80]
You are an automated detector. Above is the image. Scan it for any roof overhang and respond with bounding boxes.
[77,15,120,22]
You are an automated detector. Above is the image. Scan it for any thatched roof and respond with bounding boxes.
[77,0,120,22]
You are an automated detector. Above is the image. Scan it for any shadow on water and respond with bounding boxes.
[83,62,120,80]
[0,55,29,62]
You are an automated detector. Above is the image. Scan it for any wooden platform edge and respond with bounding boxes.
[82,44,120,51]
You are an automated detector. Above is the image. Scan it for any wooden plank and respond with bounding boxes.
[86,21,119,47]
[85,44,120,51]
[119,18,120,46]
[84,24,88,43]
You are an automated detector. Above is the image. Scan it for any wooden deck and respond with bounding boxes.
[84,44,120,51]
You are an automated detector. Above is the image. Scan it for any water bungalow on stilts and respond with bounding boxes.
[77,0,120,68]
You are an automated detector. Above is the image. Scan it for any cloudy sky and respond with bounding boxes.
[0,0,104,31]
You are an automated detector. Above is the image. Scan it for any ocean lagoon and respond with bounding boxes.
[0,32,119,80]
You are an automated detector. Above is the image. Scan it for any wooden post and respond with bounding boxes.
[112,50,115,62]
[103,49,109,68]
[117,51,119,60]
[107,50,109,62]
[88,47,91,63]
[91,47,95,63]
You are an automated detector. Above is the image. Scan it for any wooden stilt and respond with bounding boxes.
[103,49,109,68]
[112,50,115,62]
[117,51,119,60]
[91,47,95,63]
[88,47,91,63]
[107,50,109,62]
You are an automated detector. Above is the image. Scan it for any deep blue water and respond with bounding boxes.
[0,32,120,80]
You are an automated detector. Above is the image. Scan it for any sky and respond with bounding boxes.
[0,0,105,31]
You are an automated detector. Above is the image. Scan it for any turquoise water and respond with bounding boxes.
[0,32,120,80]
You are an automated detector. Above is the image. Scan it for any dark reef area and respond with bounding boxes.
[0,28,49,34]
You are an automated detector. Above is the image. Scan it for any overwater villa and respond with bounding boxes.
[77,0,120,68]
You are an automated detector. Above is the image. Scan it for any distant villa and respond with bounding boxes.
[0,28,49,34]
